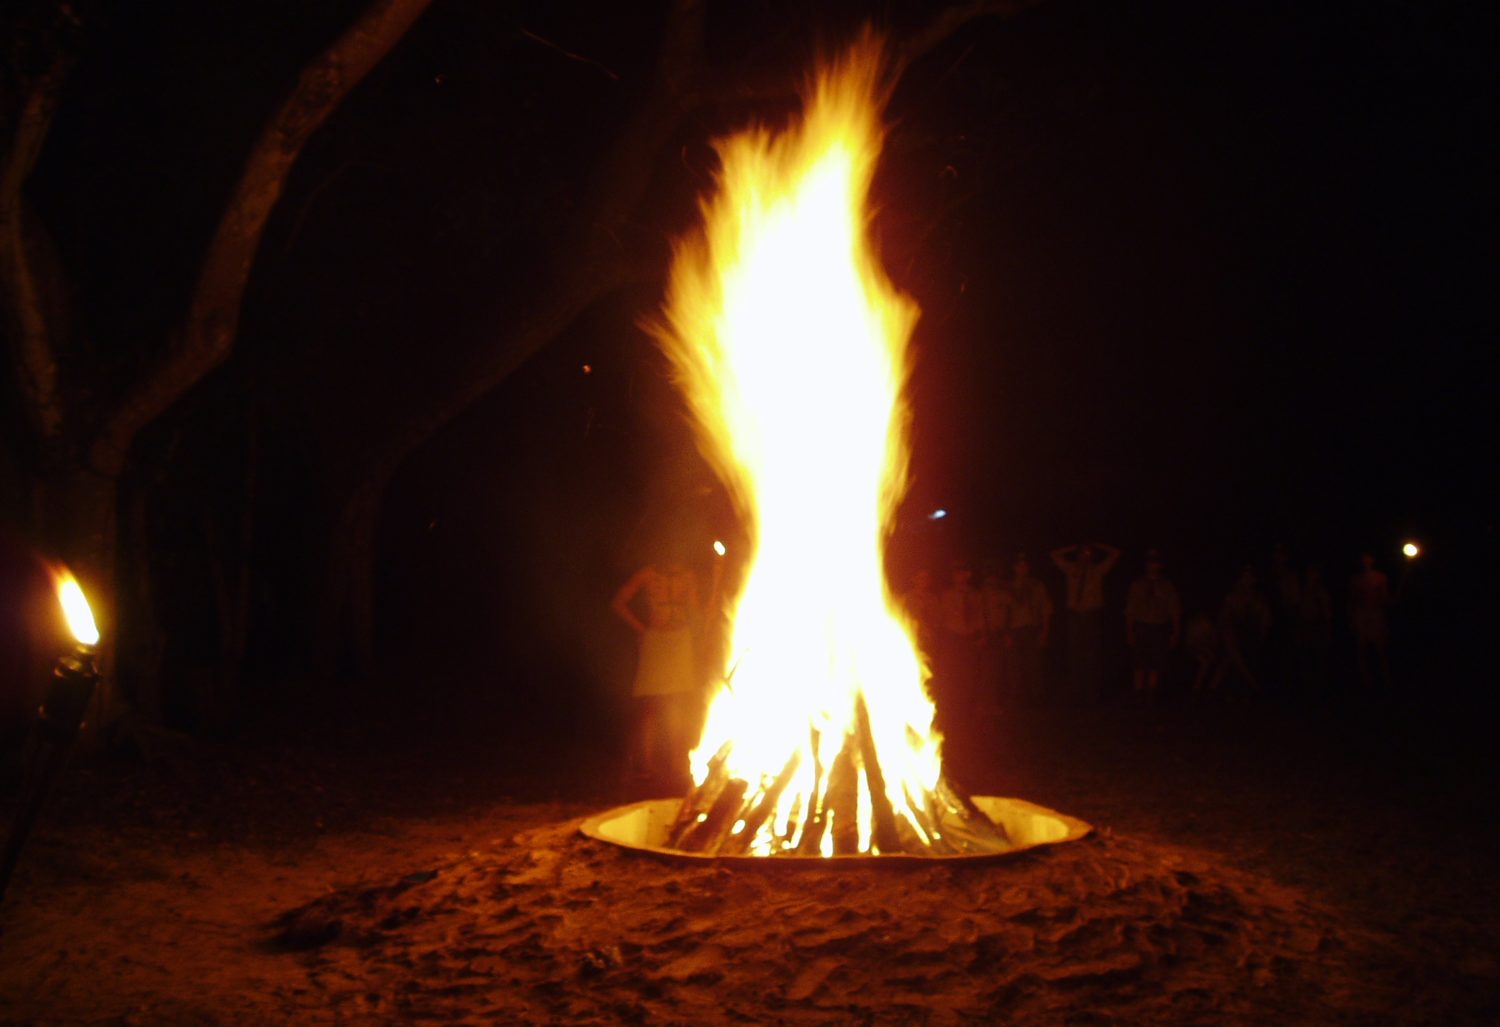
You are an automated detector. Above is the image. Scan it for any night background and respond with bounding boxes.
[1,0,1497,1021]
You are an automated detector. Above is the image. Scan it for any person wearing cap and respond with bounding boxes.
[1124,549,1181,700]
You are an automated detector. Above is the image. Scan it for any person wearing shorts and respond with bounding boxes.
[1125,550,1181,701]
[612,553,704,785]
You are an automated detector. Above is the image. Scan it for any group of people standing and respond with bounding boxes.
[612,538,1399,784]
[1182,547,1393,699]
[900,542,1143,723]
[901,540,1399,723]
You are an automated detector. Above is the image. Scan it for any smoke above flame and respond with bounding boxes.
[650,36,944,855]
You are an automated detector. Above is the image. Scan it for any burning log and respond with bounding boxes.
[718,751,802,855]
[825,738,861,856]
[676,778,750,854]
[938,780,1010,843]
[661,734,1011,858]
[794,731,831,856]
[777,793,805,849]
[933,780,1010,853]
[662,722,1016,858]
[891,809,929,855]
[853,694,902,855]
[901,783,957,855]
[667,742,732,849]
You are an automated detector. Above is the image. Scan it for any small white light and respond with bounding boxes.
[1402,541,1421,559]
[928,509,947,521]
[713,540,726,556]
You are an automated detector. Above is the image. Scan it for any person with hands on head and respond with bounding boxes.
[1051,541,1121,703]
[612,543,705,787]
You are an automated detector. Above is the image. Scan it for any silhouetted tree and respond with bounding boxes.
[308,0,1042,678]
[1,0,434,726]
[2,0,1039,728]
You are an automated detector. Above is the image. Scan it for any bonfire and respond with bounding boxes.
[643,36,1013,858]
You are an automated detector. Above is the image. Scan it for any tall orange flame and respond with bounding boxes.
[651,37,943,855]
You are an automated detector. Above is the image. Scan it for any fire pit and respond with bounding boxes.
[619,35,1087,859]
[582,795,1091,864]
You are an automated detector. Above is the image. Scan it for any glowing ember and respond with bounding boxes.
[55,571,99,647]
[649,37,1000,857]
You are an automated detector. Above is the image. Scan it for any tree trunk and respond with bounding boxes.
[0,51,72,444]
[301,3,707,665]
[89,0,438,477]
[223,410,260,717]
[204,413,258,733]
[307,2,1050,700]
[314,475,385,684]
[2,0,434,735]
[117,473,165,722]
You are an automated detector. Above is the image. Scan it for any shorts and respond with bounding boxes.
[633,626,697,698]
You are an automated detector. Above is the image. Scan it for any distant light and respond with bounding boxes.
[581,363,593,375]
[713,540,726,557]
[928,509,947,521]
[1402,541,1421,559]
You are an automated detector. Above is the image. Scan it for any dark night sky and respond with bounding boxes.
[6,0,1496,719]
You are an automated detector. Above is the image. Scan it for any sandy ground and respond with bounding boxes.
[2,697,1498,1024]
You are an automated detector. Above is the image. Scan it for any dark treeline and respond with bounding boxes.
[2,0,1492,750]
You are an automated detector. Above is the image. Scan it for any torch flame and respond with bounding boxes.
[651,37,943,855]
[56,570,99,647]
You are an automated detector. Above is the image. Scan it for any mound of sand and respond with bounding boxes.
[271,815,1386,1024]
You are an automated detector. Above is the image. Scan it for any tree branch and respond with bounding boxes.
[519,28,620,81]
[332,0,707,489]
[89,0,435,476]
[0,49,71,443]
[332,0,1052,502]
[892,0,1045,82]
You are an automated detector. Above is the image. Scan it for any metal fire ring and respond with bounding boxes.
[580,795,1092,865]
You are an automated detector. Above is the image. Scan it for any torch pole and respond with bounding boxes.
[0,646,98,902]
